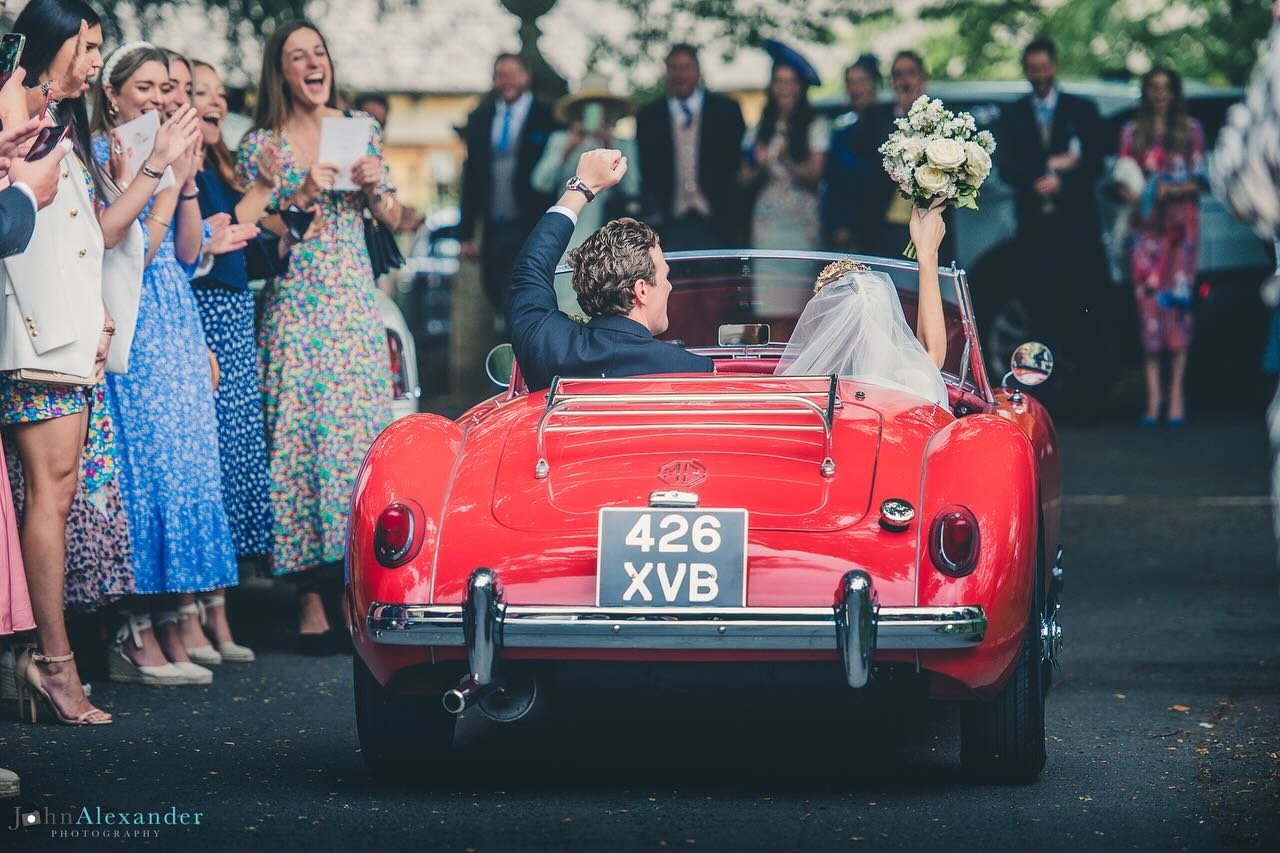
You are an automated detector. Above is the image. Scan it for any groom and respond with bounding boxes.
[508,149,715,391]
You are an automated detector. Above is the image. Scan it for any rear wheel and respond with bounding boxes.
[959,553,1047,784]
[354,654,455,776]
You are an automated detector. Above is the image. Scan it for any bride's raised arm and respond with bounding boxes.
[910,204,948,369]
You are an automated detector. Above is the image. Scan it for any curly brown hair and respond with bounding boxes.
[567,218,659,317]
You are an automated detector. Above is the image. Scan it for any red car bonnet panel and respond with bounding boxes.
[491,377,888,533]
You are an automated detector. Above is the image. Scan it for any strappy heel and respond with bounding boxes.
[107,612,189,687]
[153,611,213,685]
[14,649,112,726]
[197,594,255,663]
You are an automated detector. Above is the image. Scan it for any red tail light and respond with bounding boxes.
[386,331,408,399]
[929,506,980,577]
[374,502,417,567]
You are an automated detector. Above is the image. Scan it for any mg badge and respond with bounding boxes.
[657,459,707,487]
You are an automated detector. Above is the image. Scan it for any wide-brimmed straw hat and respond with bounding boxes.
[554,72,634,124]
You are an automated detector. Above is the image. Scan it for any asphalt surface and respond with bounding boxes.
[2,414,1278,852]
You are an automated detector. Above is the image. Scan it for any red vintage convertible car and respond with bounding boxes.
[345,251,1064,783]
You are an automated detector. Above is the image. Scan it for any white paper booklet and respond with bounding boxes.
[111,111,175,192]
[318,116,373,191]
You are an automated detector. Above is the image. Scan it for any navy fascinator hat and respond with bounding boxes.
[763,38,821,87]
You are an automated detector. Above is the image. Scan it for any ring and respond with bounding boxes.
[113,143,123,154]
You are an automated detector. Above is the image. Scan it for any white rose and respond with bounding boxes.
[925,137,967,171]
[914,164,950,196]
[963,142,992,181]
[900,137,926,163]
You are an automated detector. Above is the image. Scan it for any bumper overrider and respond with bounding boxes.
[367,569,987,707]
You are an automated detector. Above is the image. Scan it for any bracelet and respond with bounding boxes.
[102,324,116,336]
[140,162,164,180]
[179,191,199,201]
[146,213,171,229]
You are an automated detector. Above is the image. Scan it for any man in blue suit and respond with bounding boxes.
[509,148,715,392]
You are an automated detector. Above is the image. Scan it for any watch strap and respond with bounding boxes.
[566,176,595,202]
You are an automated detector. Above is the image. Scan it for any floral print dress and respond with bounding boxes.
[1119,119,1206,353]
[236,117,392,576]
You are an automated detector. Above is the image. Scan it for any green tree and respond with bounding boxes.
[914,0,1271,85]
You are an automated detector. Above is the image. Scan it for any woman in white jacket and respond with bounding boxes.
[0,0,197,726]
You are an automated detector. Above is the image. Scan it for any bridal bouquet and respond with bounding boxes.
[879,95,996,258]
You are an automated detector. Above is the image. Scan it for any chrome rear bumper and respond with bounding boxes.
[367,569,986,690]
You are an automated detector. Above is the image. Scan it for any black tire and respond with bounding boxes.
[354,654,456,776]
[959,553,1047,784]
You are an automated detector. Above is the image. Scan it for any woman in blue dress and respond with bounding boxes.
[92,43,239,686]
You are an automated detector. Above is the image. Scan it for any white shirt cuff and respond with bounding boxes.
[548,205,578,226]
[11,182,38,213]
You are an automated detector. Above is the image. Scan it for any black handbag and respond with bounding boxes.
[364,208,405,279]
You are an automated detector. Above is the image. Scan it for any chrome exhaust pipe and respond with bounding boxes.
[442,678,494,715]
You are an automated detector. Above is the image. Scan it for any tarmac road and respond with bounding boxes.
[2,416,1278,852]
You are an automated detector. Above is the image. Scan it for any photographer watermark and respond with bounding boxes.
[10,804,205,839]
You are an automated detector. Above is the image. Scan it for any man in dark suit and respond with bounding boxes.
[509,148,714,392]
[459,53,559,321]
[635,44,747,250]
[996,37,1109,391]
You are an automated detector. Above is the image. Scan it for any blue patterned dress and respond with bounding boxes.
[94,136,238,595]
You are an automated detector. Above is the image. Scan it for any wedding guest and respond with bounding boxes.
[92,42,238,685]
[823,54,881,250]
[161,48,191,116]
[997,37,1109,403]
[740,43,828,253]
[635,43,746,250]
[531,72,640,264]
[1,0,186,724]
[849,50,940,258]
[459,53,557,319]
[1116,66,1205,426]
[187,59,277,663]
[239,19,397,654]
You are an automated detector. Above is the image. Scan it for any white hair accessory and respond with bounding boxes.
[101,41,158,87]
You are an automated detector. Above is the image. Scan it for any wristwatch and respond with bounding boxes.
[565,176,595,202]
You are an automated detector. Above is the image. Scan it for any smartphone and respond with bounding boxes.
[0,33,25,90]
[23,124,70,162]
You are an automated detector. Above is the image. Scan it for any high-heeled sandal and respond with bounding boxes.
[107,612,189,687]
[14,649,112,726]
[177,603,223,665]
[197,594,255,663]
[154,611,213,685]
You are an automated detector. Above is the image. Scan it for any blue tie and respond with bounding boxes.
[1037,102,1053,144]
[497,105,513,154]
[679,100,693,129]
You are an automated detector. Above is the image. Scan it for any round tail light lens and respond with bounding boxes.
[374,502,416,567]
[929,506,980,577]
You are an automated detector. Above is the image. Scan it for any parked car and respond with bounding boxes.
[822,80,1272,412]
[347,249,1064,783]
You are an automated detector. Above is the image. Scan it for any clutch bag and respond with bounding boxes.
[12,368,96,387]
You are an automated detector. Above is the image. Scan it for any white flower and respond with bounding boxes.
[963,141,992,182]
[976,130,996,154]
[914,164,950,196]
[925,137,967,171]
[900,136,926,164]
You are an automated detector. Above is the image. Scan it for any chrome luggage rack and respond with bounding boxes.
[534,374,842,480]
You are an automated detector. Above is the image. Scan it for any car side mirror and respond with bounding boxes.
[485,343,515,387]
[1002,341,1054,401]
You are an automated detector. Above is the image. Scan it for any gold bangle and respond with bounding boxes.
[146,214,171,229]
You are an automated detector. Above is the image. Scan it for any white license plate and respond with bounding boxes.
[596,508,748,607]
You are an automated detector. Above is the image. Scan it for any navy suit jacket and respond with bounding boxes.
[0,187,37,259]
[509,211,715,392]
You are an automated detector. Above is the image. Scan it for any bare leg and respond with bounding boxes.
[202,589,235,644]
[153,596,195,664]
[1168,349,1188,421]
[298,591,330,635]
[175,593,209,649]
[116,601,172,668]
[1143,354,1162,421]
[12,411,102,720]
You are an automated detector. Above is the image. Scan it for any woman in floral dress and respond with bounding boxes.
[239,20,398,653]
[1116,65,1205,426]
